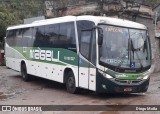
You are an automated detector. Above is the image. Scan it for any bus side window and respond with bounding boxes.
[15,29,23,46]
[32,28,36,47]
[59,22,76,52]
[6,30,11,46]
[77,20,95,47]
[34,26,45,47]
[90,29,96,65]
[6,30,16,46]
[45,24,59,47]
[59,23,68,47]
[80,31,91,59]
[66,22,76,51]
[22,28,32,47]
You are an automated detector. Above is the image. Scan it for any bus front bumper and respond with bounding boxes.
[96,71,150,93]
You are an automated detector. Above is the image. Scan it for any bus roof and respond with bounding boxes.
[7,16,76,30]
[7,15,147,30]
[76,15,147,29]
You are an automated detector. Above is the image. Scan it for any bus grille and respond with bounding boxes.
[115,79,142,84]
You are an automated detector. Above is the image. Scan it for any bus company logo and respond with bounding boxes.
[2,106,12,111]
[116,74,128,78]
[127,80,132,84]
[30,49,59,61]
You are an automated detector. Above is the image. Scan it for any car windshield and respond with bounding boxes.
[99,25,151,70]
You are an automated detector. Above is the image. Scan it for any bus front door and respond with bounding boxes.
[79,30,96,91]
[79,56,89,89]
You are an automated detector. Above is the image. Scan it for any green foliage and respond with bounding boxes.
[0,0,43,43]
[0,3,16,43]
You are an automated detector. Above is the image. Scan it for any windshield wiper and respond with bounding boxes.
[129,31,144,69]
[130,39,144,70]
[115,36,144,72]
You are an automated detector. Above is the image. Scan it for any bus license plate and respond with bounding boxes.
[124,88,132,92]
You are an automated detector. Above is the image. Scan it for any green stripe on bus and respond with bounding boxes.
[106,69,148,80]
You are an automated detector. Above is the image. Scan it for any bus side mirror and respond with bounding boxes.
[98,28,103,46]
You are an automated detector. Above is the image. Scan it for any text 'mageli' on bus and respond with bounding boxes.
[5,15,152,94]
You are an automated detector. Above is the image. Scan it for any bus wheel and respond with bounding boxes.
[66,71,77,94]
[21,63,30,81]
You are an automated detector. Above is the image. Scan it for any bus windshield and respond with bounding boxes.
[99,25,151,72]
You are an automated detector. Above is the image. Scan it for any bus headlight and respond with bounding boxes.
[143,75,149,79]
[142,71,150,80]
[106,74,113,79]
[98,70,113,79]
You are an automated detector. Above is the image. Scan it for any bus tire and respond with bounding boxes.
[66,71,78,94]
[21,63,30,81]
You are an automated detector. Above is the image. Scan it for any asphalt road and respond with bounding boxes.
[0,66,160,114]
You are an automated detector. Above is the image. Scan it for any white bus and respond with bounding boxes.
[5,16,152,94]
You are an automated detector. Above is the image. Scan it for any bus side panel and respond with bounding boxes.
[78,55,96,91]
[89,67,96,91]
[27,60,63,83]
[5,45,79,86]
[6,57,21,71]
[5,45,26,71]
[26,59,79,85]
[27,60,54,81]
[25,48,79,84]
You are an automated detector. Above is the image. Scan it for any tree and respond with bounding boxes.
[0,0,44,44]
[0,3,16,43]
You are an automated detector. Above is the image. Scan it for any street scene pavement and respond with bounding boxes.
[0,66,160,114]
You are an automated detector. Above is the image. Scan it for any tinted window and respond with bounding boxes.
[22,28,33,47]
[59,22,76,50]
[6,28,33,47]
[33,22,76,52]
[34,26,46,47]
[45,24,59,47]
[77,20,95,46]
[6,30,17,46]
[80,31,91,59]
[15,29,23,46]
[32,28,36,46]
[90,30,96,65]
